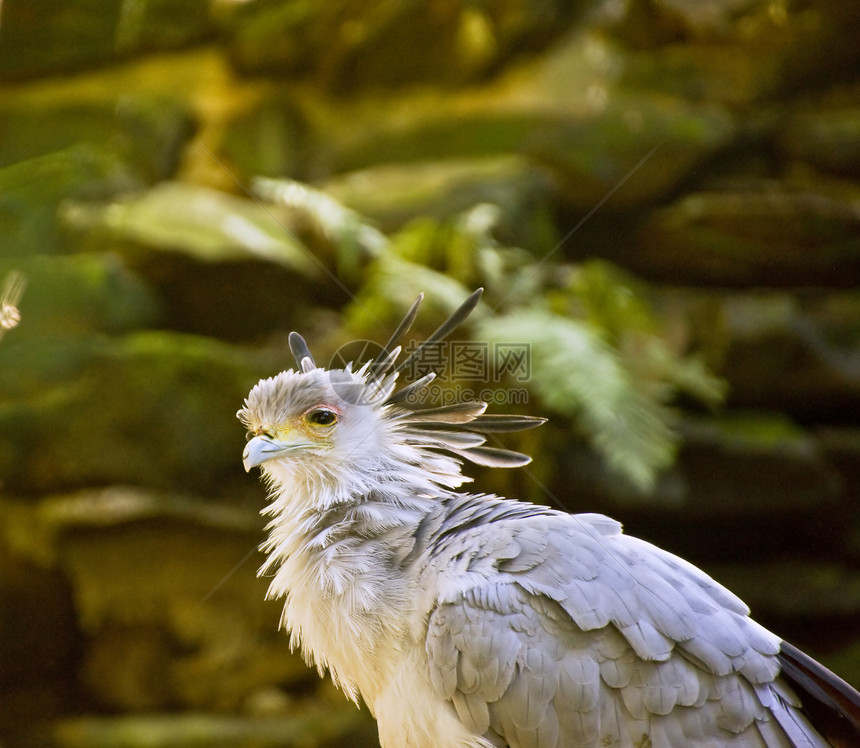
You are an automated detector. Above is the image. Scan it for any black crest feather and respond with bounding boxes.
[289,331,315,371]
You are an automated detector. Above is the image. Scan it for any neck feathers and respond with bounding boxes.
[259,463,433,699]
[258,450,442,598]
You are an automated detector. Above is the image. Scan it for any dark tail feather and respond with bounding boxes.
[778,640,860,747]
[452,445,533,468]
[400,411,546,432]
[469,414,547,432]
[398,401,487,423]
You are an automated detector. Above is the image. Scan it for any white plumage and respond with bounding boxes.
[238,289,859,747]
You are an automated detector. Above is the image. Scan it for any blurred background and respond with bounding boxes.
[1,0,860,745]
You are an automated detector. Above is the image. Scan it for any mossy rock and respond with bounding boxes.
[0,331,264,494]
[647,287,860,423]
[0,488,341,741]
[321,155,559,247]
[628,180,860,286]
[0,91,195,181]
[0,0,211,80]
[781,104,860,178]
[47,709,379,748]
[608,0,860,101]
[670,412,843,517]
[300,33,735,208]
[62,181,319,275]
[226,0,589,92]
[0,253,160,342]
[0,145,140,258]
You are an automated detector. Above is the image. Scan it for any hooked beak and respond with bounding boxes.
[243,434,316,472]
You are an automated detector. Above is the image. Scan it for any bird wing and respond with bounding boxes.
[424,511,829,748]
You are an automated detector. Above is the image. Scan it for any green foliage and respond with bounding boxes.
[478,309,679,494]
[0,145,138,257]
[62,181,318,274]
[562,260,726,410]
[253,177,387,280]
[342,205,552,332]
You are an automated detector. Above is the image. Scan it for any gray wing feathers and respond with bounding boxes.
[424,510,830,747]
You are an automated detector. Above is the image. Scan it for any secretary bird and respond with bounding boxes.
[239,289,860,747]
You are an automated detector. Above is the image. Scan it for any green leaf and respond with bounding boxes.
[253,176,387,279]
[479,309,678,493]
[63,181,319,274]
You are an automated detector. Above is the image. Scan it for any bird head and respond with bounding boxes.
[239,364,395,489]
[238,289,545,504]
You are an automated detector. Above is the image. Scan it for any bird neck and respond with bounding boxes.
[258,462,442,700]
[258,456,444,604]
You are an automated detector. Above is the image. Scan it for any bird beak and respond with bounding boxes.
[243,434,316,472]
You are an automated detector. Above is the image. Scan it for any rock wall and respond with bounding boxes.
[1,1,859,746]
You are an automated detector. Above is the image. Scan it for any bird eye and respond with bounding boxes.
[305,408,337,427]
